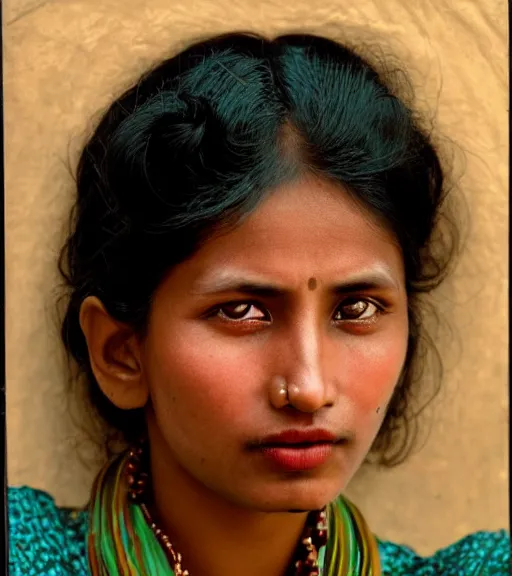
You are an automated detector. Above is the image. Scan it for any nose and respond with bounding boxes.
[287,370,329,413]
[281,326,334,413]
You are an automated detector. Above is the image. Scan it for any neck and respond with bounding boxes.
[147,438,310,576]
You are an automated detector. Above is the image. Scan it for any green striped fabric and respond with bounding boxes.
[88,450,381,575]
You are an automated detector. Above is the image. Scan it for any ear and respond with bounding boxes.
[79,296,149,410]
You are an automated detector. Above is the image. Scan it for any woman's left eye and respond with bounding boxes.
[333,299,380,321]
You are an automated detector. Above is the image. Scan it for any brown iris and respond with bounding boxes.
[335,300,377,320]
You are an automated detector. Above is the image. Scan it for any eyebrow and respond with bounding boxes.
[191,269,399,297]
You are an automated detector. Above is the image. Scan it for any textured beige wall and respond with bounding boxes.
[5,0,508,556]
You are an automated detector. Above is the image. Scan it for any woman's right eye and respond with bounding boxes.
[215,302,270,322]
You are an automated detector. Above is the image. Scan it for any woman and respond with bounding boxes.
[7,32,510,575]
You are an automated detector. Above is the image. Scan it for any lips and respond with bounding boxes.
[256,429,339,471]
[260,428,338,446]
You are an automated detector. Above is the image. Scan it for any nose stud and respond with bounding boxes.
[270,375,290,408]
[269,376,306,409]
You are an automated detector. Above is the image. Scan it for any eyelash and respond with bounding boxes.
[208,298,386,325]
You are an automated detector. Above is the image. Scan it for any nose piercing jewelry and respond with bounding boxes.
[270,375,290,408]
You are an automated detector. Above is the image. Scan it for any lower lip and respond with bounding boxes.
[260,443,334,471]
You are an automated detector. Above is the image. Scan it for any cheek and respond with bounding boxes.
[144,324,263,430]
[342,330,408,411]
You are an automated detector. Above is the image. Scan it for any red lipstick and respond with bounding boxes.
[257,429,338,472]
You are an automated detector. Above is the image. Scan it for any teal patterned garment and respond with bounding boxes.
[7,486,511,575]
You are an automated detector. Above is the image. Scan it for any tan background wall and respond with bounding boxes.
[5,0,508,556]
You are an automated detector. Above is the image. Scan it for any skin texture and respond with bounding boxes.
[80,174,409,576]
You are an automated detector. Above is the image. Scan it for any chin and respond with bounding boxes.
[242,477,344,513]
[262,494,338,514]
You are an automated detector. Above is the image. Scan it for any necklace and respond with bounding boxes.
[139,502,190,576]
[87,443,382,576]
[126,442,328,576]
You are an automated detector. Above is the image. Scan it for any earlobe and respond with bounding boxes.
[79,296,149,410]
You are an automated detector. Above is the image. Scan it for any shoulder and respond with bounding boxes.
[8,486,90,576]
[377,530,511,575]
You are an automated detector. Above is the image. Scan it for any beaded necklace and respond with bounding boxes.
[88,446,381,575]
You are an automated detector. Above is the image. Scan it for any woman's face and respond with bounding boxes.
[141,175,409,512]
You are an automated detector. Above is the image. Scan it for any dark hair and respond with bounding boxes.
[59,32,458,467]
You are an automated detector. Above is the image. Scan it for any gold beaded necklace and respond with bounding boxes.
[126,443,328,576]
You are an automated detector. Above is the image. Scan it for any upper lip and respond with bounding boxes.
[260,429,338,446]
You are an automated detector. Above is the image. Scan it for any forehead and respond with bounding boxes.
[189,175,404,285]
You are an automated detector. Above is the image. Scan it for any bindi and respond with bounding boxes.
[307,277,317,291]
